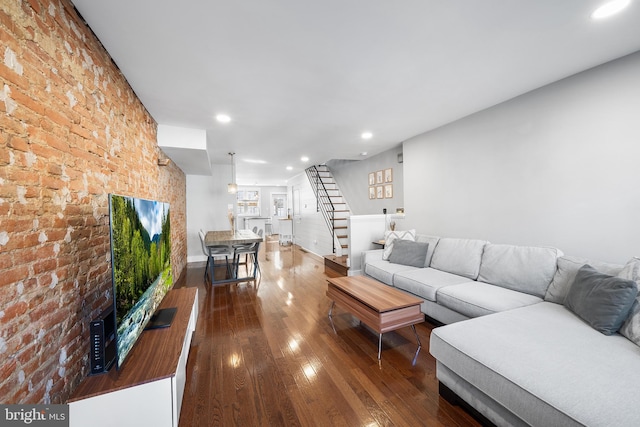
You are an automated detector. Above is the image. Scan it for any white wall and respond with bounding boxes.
[404,51,640,263]
[186,167,236,263]
[186,174,289,262]
[328,145,404,215]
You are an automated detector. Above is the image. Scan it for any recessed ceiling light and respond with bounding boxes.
[301,156,309,162]
[286,166,293,171]
[360,152,368,156]
[361,131,373,140]
[591,0,631,19]
[216,113,231,123]
[244,159,266,164]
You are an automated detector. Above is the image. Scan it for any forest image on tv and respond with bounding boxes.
[109,194,172,367]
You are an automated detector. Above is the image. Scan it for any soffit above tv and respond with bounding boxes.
[157,125,211,176]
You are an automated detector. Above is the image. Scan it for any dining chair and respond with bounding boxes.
[199,230,233,284]
[231,228,264,275]
[232,241,261,280]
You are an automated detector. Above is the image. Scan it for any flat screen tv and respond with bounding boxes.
[108,194,173,368]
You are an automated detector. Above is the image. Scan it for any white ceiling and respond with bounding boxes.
[71,0,640,186]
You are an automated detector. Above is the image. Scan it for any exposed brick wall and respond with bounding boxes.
[0,0,187,403]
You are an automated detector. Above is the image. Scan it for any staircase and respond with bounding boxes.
[305,165,350,275]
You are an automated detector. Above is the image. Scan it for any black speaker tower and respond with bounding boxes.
[89,306,116,375]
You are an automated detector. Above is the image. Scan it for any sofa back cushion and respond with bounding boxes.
[430,238,488,280]
[415,234,440,267]
[545,256,624,304]
[478,244,561,298]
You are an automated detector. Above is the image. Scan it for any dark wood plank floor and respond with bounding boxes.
[175,236,480,427]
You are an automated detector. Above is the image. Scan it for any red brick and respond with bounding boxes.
[3,301,29,322]
[33,259,56,275]
[0,265,30,288]
[26,0,42,15]
[10,88,47,116]
[0,62,30,91]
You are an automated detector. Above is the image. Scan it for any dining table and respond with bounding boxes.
[205,229,263,285]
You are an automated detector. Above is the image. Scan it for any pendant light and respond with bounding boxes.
[227,152,238,194]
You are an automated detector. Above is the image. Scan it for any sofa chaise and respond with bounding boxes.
[362,232,640,426]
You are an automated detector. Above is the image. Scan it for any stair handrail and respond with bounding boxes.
[305,165,336,253]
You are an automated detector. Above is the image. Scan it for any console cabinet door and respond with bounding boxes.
[70,378,173,427]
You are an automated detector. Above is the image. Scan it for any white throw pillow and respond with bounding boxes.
[382,229,415,260]
[619,257,640,346]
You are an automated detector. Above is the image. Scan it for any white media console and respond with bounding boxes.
[69,287,199,427]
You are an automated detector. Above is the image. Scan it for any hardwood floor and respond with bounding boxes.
[175,236,480,426]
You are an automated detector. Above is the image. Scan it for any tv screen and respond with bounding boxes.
[108,194,172,368]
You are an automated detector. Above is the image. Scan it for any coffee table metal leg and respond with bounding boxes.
[328,301,337,334]
[378,334,383,360]
[411,324,422,365]
[411,324,421,349]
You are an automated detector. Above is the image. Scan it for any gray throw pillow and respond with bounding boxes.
[382,229,415,260]
[388,240,429,268]
[564,264,638,335]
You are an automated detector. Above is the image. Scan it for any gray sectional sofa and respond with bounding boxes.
[362,233,640,427]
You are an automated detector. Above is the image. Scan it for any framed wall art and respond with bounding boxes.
[376,186,384,199]
[384,168,393,183]
[369,186,376,199]
[376,170,383,184]
[368,172,375,186]
[384,184,393,198]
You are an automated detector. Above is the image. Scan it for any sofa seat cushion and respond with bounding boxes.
[430,302,640,427]
[437,282,542,318]
[393,268,474,302]
[477,244,560,298]
[364,259,418,286]
[430,238,489,280]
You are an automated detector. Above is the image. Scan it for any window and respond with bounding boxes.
[237,190,260,216]
[271,193,287,218]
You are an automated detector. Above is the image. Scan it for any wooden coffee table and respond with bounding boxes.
[326,275,424,360]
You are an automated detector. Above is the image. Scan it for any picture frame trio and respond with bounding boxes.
[368,168,393,199]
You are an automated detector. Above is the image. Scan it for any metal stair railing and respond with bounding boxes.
[305,165,337,253]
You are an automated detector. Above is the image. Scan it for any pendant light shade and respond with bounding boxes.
[228,152,237,194]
